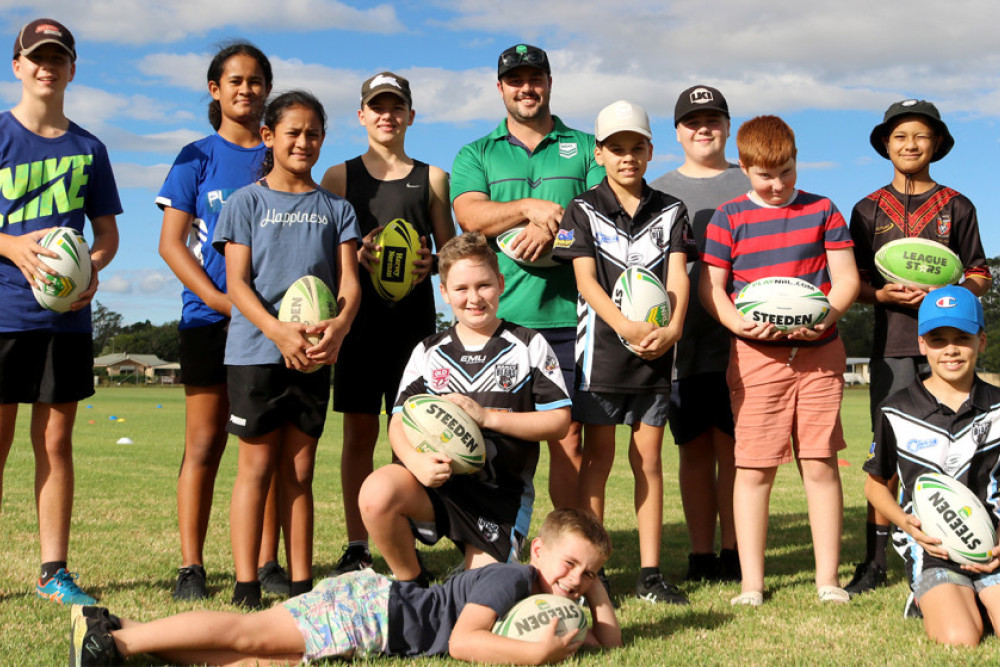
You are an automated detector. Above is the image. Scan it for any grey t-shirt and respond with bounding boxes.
[387,562,535,656]
[212,183,360,365]
[650,165,749,378]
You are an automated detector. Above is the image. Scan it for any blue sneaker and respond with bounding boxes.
[37,568,96,605]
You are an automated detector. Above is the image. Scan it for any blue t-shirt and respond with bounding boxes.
[212,183,360,365]
[156,134,265,329]
[0,111,122,333]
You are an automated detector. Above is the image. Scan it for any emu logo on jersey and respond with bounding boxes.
[478,517,500,543]
[432,368,450,390]
[973,420,992,445]
[495,364,517,391]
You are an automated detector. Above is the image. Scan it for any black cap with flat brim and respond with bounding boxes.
[869,99,954,162]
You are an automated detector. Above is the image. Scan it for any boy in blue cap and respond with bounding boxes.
[864,285,1000,645]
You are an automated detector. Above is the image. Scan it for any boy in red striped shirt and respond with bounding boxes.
[700,116,860,606]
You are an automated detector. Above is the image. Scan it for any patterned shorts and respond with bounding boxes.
[283,570,391,661]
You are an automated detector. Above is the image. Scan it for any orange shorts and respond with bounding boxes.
[727,337,846,468]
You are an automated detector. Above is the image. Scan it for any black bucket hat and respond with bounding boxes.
[869,99,954,162]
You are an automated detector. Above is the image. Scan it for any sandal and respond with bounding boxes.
[730,591,764,607]
[818,585,850,603]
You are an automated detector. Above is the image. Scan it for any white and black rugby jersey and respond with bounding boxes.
[553,178,695,393]
[863,377,1000,578]
[393,321,571,533]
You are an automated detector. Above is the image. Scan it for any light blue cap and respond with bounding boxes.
[917,285,984,336]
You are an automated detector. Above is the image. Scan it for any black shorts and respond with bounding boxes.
[538,327,576,400]
[226,364,331,439]
[178,320,228,386]
[0,331,93,404]
[332,297,435,414]
[668,372,735,446]
[409,473,525,563]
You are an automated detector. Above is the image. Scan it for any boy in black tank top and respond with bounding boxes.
[320,72,455,573]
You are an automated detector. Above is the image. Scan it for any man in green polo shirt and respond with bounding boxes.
[451,44,604,512]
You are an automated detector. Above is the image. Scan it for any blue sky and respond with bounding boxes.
[5,0,1000,325]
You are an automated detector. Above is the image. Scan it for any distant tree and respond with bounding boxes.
[435,311,452,333]
[839,302,874,358]
[92,301,122,356]
[112,320,180,361]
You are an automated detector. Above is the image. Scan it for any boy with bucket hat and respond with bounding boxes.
[846,99,991,598]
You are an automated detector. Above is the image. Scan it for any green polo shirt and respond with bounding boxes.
[451,116,604,329]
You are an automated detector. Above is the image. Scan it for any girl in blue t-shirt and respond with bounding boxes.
[156,43,289,601]
[214,91,360,607]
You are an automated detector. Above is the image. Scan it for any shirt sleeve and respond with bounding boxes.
[952,196,990,283]
[450,142,488,201]
[583,135,605,189]
[84,139,123,219]
[551,196,597,262]
[702,206,734,270]
[156,143,202,214]
[465,565,534,617]
[822,200,853,249]
[529,333,571,411]
[849,199,877,285]
[671,204,697,260]
[392,341,430,412]
[862,405,898,479]
[211,185,254,253]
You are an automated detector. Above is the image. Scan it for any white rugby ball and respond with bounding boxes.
[496,226,559,268]
[734,277,830,333]
[493,594,588,644]
[277,275,338,373]
[372,218,420,302]
[400,394,486,475]
[32,227,91,312]
[874,238,963,290]
[912,472,996,565]
[612,266,670,353]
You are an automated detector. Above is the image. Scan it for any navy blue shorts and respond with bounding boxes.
[668,372,734,446]
[0,331,93,404]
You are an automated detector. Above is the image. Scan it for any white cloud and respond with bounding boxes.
[113,163,171,190]
[100,269,178,295]
[798,161,839,171]
[4,1,404,44]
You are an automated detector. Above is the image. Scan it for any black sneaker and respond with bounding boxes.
[330,544,374,576]
[635,572,690,605]
[258,561,291,595]
[173,564,208,601]
[78,605,122,631]
[70,604,121,666]
[719,548,741,582]
[903,592,923,619]
[597,568,618,609]
[685,553,721,581]
[843,560,887,598]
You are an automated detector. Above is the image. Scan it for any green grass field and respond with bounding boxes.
[0,386,993,664]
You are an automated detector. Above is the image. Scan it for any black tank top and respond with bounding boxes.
[342,156,436,328]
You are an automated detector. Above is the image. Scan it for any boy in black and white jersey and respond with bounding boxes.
[553,101,695,604]
[864,285,1000,645]
[359,233,572,584]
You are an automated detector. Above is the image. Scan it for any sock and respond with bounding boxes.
[290,579,313,597]
[232,581,262,608]
[638,566,660,581]
[873,525,890,569]
[348,540,369,551]
[402,572,429,588]
[40,561,67,583]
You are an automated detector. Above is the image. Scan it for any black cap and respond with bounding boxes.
[360,71,412,107]
[13,18,75,62]
[497,44,550,79]
[674,85,729,126]
[869,99,954,162]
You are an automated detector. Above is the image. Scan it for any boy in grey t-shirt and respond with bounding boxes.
[650,85,748,582]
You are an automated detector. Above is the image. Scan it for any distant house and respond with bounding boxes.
[845,357,870,386]
[93,353,179,384]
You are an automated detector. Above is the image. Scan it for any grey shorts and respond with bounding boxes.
[572,389,669,427]
[913,567,1000,602]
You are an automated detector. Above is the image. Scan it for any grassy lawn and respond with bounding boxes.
[0,385,993,664]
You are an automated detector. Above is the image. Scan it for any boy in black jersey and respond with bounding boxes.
[864,286,1000,646]
[320,72,455,574]
[359,233,572,584]
[553,101,695,603]
[847,100,991,596]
